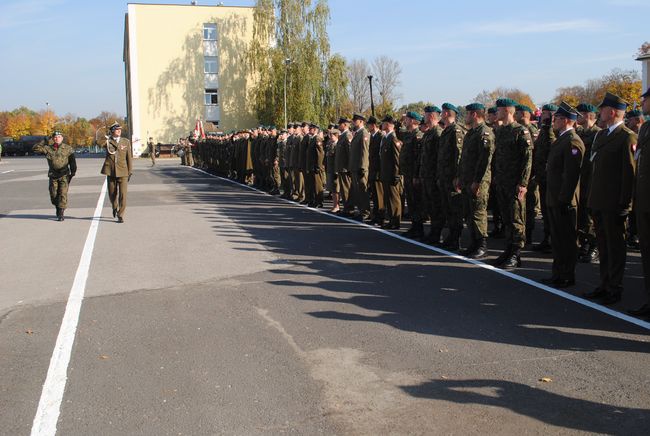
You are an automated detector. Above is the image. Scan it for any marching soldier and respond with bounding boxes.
[380,115,403,229]
[419,106,444,244]
[542,103,585,288]
[97,122,133,223]
[348,113,371,220]
[437,103,466,250]
[455,103,494,259]
[335,117,353,215]
[491,99,533,270]
[583,93,637,305]
[400,111,425,238]
[628,88,650,319]
[32,131,77,221]
[367,116,384,225]
[576,103,601,262]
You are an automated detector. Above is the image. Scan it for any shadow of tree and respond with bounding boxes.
[401,378,650,434]
[147,13,254,143]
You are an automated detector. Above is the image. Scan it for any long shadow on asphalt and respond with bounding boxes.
[401,378,650,434]
[164,167,650,432]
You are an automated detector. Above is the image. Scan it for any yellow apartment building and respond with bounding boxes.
[123,3,259,155]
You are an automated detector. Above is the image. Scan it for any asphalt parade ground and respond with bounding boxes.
[1,156,649,435]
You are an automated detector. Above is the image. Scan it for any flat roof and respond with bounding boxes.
[636,53,650,61]
[127,3,254,8]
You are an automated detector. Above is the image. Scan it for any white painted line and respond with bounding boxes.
[2,170,14,174]
[189,167,650,332]
[30,178,108,436]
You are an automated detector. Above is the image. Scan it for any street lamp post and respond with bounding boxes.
[284,58,292,128]
[367,75,375,117]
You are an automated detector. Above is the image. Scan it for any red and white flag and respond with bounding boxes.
[194,119,205,140]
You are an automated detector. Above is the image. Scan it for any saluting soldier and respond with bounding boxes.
[419,106,444,245]
[380,115,403,229]
[348,113,371,220]
[97,122,133,223]
[455,103,494,259]
[399,111,425,238]
[335,117,353,215]
[628,88,650,319]
[576,103,602,263]
[542,102,585,288]
[367,116,384,225]
[583,93,637,305]
[491,99,533,270]
[437,103,466,250]
[32,131,77,221]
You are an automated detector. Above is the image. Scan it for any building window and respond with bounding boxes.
[205,89,218,105]
[204,56,218,73]
[203,24,217,41]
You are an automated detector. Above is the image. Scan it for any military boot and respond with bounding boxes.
[55,207,62,221]
[423,228,442,246]
[405,222,424,239]
[59,208,65,221]
[501,247,522,270]
[468,238,488,259]
[491,246,512,267]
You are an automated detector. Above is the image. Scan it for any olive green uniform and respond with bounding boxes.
[546,129,585,282]
[399,129,424,224]
[576,124,601,247]
[32,140,77,212]
[437,122,467,235]
[532,124,556,243]
[98,136,133,219]
[147,140,156,166]
[457,123,494,242]
[523,123,540,242]
[493,122,533,249]
[636,121,650,299]
[418,125,444,236]
[368,130,384,220]
[335,130,353,209]
[348,126,371,217]
[588,124,637,296]
[291,133,304,201]
[380,131,402,226]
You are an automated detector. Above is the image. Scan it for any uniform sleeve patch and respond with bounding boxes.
[571,147,579,156]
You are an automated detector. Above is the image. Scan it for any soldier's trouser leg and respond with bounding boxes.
[372,180,385,219]
[350,172,370,217]
[186,152,194,167]
[592,210,627,293]
[447,187,464,232]
[294,169,304,201]
[314,171,324,205]
[548,206,578,281]
[496,185,526,249]
[489,182,501,225]
[423,179,444,231]
[305,172,315,203]
[637,210,650,297]
[525,180,538,241]
[272,164,281,189]
[383,180,402,225]
[464,183,489,242]
[538,182,550,240]
[49,176,69,209]
[107,176,128,218]
[404,178,424,224]
[339,173,351,210]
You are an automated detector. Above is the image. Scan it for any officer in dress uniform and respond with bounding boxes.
[542,102,585,288]
[583,93,637,305]
[97,122,133,223]
[379,115,403,229]
[32,131,77,221]
[628,88,650,319]
[348,113,371,220]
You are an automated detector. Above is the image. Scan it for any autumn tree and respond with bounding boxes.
[33,110,58,135]
[248,0,336,126]
[553,68,642,108]
[5,112,33,139]
[396,101,433,115]
[474,88,536,109]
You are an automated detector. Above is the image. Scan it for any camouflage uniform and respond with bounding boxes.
[32,139,77,218]
[522,123,540,243]
[399,128,424,232]
[418,125,444,242]
[493,122,533,256]
[437,122,467,246]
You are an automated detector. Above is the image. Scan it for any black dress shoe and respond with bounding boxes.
[627,303,650,317]
[117,216,124,223]
[540,277,560,285]
[112,208,117,218]
[555,279,575,288]
[500,253,521,270]
[583,288,607,300]
[579,247,599,263]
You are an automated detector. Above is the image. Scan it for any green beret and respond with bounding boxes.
[51,130,63,137]
[424,105,441,114]
[496,98,518,108]
[515,104,533,113]
[487,107,497,114]
[576,103,597,113]
[442,103,459,114]
[626,109,643,118]
[542,104,559,112]
[465,103,485,111]
[406,111,423,122]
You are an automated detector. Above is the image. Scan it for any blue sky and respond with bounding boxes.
[1,0,648,118]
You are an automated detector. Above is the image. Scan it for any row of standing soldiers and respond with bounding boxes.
[192,90,650,319]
